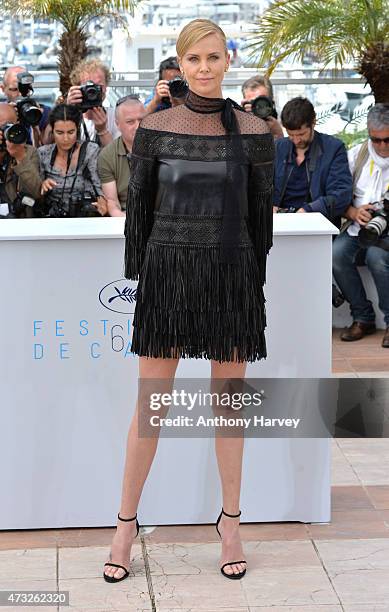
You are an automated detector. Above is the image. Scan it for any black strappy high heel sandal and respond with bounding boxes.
[215,508,247,580]
[103,513,140,583]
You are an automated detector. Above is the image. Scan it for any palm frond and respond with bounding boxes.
[1,0,140,30]
[246,0,388,74]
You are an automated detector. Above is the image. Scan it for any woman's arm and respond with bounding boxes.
[124,127,157,280]
[247,134,275,286]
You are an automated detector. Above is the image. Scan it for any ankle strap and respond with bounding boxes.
[118,512,137,522]
[222,508,241,518]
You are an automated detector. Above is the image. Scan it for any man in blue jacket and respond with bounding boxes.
[274,97,352,225]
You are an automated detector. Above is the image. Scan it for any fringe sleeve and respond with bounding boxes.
[247,137,274,286]
[124,129,157,280]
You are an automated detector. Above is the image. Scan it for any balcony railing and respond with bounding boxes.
[0,68,372,139]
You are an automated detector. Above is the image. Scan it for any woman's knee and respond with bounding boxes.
[139,356,179,379]
[211,355,247,379]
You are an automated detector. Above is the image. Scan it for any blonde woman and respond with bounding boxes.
[103,18,274,583]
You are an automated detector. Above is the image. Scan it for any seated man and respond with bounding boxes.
[274,97,352,223]
[241,75,283,139]
[0,103,41,218]
[333,103,389,346]
[97,96,146,217]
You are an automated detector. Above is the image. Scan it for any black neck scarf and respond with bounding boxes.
[185,90,244,264]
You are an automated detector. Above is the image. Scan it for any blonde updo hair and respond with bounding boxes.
[176,19,228,59]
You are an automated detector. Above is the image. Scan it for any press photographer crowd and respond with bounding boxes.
[1,57,388,345]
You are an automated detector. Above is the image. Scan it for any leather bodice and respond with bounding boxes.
[155,157,249,216]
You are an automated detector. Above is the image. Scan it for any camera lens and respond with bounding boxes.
[17,100,42,126]
[359,216,388,246]
[251,96,274,120]
[3,123,29,145]
[86,86,99,101]
[168,78,189,99]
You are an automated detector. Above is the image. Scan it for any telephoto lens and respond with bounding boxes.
[16,99,42,126]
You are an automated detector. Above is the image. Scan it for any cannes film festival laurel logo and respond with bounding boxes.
[99,279,137,314]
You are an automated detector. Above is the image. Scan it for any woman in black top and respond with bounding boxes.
[103,19,274,584]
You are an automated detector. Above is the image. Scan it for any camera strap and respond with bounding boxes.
[50,142,88,212]
[82,164,100,200]
[81,118,91,142]
[68,141,88,195]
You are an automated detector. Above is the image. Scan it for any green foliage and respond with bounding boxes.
[335,129,368,149]
[246,0,389,74]
[1,0,141,32]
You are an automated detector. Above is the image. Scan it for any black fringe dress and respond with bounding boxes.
[124,90,274,363]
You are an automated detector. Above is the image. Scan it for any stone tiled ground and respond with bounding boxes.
[1,337,389,611]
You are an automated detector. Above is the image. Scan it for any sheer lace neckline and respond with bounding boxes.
[185,89,225,114]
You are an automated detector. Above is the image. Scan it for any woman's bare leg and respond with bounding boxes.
[104,355,179,580]
[211,358,247,577]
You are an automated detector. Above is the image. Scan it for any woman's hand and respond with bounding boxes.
[41,178,57,195]
[93,195,108,216]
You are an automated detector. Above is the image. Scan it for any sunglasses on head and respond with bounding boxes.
[115,94,141,107]
[369,136,389,144]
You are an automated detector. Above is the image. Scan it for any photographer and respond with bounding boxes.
[274,97,352,220]
[0,103,41,218]
[66,59,119,146]
[241,75,283,140]
[333,104,389,346]
[1,66,50,144]
[144,57,185,114]
[37,104,107,218]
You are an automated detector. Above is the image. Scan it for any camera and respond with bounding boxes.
[161,77,189,105]
[168,77,188,99]
[250,95,278,120]
[332,283,345,308]
[47,192,100,218]
[277,206,297,213]
[15,72,42,127]
[79,80,103,111]
[0,122,29,150]
[12,193,35,216]
[359,190,389,247]
[17,71,34,97]
[0,193,35,219]
[70,192,100,217]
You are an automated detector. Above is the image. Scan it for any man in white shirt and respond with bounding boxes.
[66,59,120,147]
[333,104,389,346]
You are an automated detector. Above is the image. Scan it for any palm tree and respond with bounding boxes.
[1,0,142,96]
[246,0,389,102]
